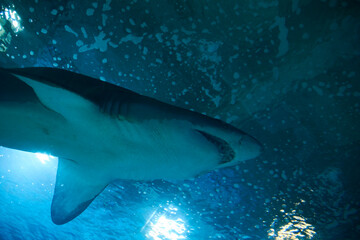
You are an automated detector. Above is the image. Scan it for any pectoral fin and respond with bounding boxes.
[51,158,108,225]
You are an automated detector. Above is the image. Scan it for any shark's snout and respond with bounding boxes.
[237,134,262,161]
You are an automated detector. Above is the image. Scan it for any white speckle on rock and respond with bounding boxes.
[270,16,289,58]
[64,25,79,37]
[102,0,112,11]
[119,34,143,45]
[81,27,88,38]
[102,14,108,26]
[51,9,58,15]
[233,72,240,79]
[176,52,182,62]
[155,33,163,43]
[129,18,135,26]
[160,25,168,32]
[76,40,84,47]
[78,31,110,53]
[86,8,95,16]
[313,85,324,96]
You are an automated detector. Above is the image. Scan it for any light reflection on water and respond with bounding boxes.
[0,5,24,52]
[35,153,56,164]
[268,200,316,240]
[143,205,187,240]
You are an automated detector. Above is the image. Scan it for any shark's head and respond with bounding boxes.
[196,126,262,168]
[215,132,262,168]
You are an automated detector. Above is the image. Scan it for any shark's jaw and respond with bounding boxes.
[0,67,261,224]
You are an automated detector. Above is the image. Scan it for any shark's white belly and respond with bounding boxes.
[63,115,220,181]
[0,99,219,181]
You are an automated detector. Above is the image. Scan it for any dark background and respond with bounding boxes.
[0,0,359,239]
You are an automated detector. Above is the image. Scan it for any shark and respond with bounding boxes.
[0,67,262,225]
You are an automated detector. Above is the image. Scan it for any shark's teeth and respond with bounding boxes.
[196,130,235,164]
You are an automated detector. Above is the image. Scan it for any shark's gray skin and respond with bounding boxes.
[0,67,261,225]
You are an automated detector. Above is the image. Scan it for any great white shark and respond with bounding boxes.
[0,67,261,225]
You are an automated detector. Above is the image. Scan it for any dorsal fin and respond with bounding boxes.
[13,74,98,122]
[0,69,39,103]
[51,158,108,225]
[6,67,141,108]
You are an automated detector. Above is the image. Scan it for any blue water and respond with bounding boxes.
[1,0,359,239]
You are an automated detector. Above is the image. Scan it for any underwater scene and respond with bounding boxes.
[0,0,359,239]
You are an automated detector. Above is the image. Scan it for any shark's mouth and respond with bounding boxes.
[196,130,235,164]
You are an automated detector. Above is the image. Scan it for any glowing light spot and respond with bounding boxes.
[148,216,186,240]
[144,205,188,240]
[35,153,54,164]
[268,213,316,240]
[0,7,24,33]
[0,6,24,52]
